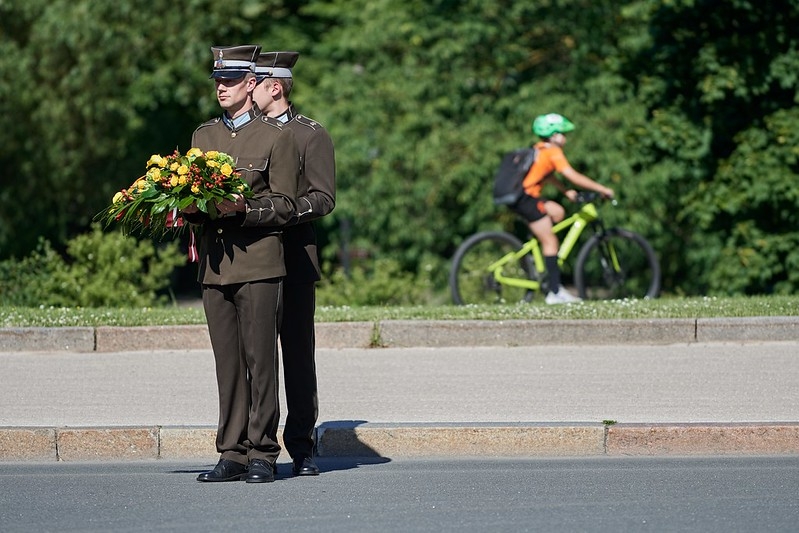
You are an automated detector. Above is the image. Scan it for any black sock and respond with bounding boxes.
[545,256,560,292]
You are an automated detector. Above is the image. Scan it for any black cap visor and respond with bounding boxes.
[210,69,250,80]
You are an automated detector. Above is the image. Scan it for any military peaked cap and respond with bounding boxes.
[255,51,299,78]
[210,45,261,79]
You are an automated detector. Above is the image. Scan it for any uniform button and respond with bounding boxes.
[248,163,253,168]
[231,132,237,138]
[217,228,223,234]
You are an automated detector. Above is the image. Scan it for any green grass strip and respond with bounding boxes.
[1,295,797,328]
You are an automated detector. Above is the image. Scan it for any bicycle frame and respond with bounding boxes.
[488,202,600,291]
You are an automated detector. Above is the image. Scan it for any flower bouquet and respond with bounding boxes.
[97,148,252,238]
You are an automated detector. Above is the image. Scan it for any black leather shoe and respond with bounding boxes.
[292,456,320,476]
[196,459,247,482]
[245,459,275,483]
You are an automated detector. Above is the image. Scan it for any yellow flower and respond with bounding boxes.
[146,167,161,181]
[206,160,219,169]
[191,185,200,194]
[187,148,203,159]
[112,191,124,203]
[135,178,149,191]
[205,150,219,159]
[220,163,233,177]
[170,174,179,187]
[170,162,179,171]
[178,175,188,186]
[147,154,166,168]
[177,164,189,175]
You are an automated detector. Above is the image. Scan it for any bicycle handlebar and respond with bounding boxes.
[575,191,618,206]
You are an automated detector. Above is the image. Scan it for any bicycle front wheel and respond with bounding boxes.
[574,228,661,300]
[449,231,535,305]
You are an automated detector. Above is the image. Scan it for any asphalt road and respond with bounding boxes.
[2,456,798,532]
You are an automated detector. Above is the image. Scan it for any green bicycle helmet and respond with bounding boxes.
[532,113,575,138]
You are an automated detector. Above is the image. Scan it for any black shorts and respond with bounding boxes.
[509,194,548,223]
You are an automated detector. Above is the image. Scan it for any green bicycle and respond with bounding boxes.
[449,192,661,304]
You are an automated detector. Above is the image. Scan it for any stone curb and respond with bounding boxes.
[1,317,797,353]
[2,423,798,461]
[0,327,95,352]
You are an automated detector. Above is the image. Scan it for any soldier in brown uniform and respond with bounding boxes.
[184,45,300,484]
[253,51,336,476]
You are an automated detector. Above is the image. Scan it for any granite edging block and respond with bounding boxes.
[0,327,94,352]
[606,423,799,455]
[0,428,57,461]
[317,424,606,457]
[95,325,211,352]
[378,319,697,347]
[94,323,376,352]
[314,322,375,349]
[56,427,160,461]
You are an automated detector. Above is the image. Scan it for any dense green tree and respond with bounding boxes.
[2,0,797,301]
[618,0,799,294]
[0,0,303,259]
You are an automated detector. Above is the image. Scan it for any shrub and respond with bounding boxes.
[316,258,436,307]
[0,225,185,307]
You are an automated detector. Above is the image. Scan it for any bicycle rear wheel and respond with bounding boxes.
[574,228,661,300]
[449,231,535,305]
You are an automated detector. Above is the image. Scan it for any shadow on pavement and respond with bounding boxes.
[315,420,392,468]
[169,420,391,478]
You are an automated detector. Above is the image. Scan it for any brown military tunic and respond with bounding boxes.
[282,107,336,284]
[190,108,299,284]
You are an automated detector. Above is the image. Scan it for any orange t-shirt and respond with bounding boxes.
[522,142,571,197]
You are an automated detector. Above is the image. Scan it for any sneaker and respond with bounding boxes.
[545,286,582,305]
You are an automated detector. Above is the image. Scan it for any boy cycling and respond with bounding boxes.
[510,113,614,304]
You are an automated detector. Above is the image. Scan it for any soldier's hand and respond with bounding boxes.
[216,197,242,215]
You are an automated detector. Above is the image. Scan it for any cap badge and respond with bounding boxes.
[214,50,224,70]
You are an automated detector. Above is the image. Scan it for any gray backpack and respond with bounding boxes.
[492,148,537,205]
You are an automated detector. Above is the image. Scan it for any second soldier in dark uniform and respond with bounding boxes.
[184,45,300,484]
[253,50,336,476]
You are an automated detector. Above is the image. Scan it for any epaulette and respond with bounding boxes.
[295,114,324,130]
[260,116,284,129]
[196,117,221,129]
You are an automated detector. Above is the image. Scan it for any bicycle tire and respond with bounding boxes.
[449,231,535,305]
[574,228,661,300]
